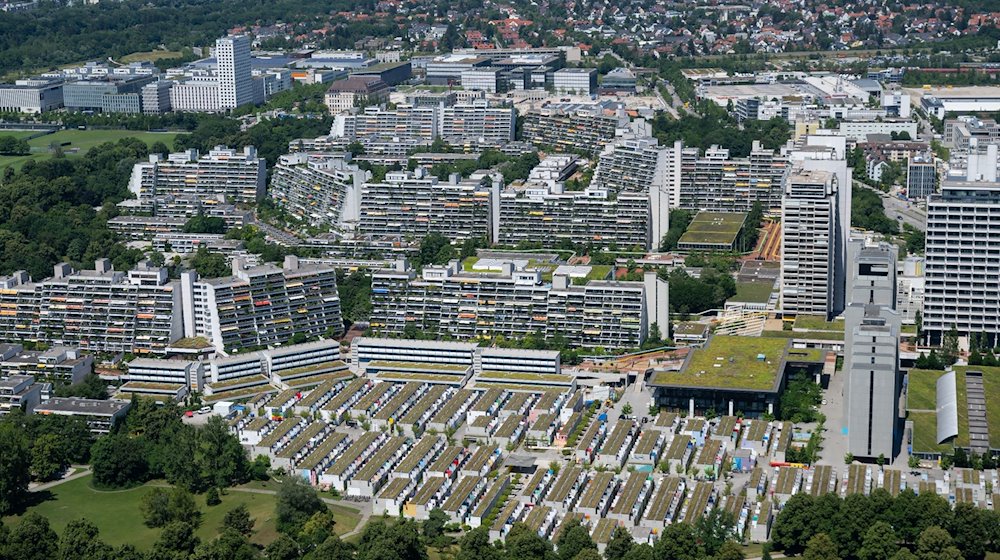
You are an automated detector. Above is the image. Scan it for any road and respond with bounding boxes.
[855,180,926,232]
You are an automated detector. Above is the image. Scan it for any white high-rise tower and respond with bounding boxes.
[216,35,253,110]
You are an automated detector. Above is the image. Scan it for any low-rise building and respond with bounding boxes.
[34,397,130,434]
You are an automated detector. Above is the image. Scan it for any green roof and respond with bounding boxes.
[649,335,788,391]
[792,315,845,332]
[906,366,1000,451]
[732,281,774,304]
[760,330,845,341]
[368,360,470,373]
[168,336,213,349]
[785,348,827,364]
[678,211,746,247]
[477,371,572,383]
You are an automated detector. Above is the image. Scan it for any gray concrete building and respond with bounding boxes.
[780,167,839,318]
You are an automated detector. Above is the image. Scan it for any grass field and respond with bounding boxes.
[0,129,183,171]
[678,211,746,247]
[120,50,183,63]
[0,130,42,140]
[2,475,361,549]
[650,335,788,390]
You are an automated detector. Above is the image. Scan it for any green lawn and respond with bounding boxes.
[0,129,184,171]
[907,368,970,453]
[760,330,845,341]
[0,130,41,140]
[650,335,787,390]
[678,211,746,247]
[120,50,183,63]
[3,475,361,549]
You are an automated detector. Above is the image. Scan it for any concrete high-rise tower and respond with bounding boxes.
[216,35,253,110]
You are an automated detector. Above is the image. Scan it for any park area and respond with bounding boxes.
[0,129,183,170]
[907,366,1000,454]
[2,475,361,549]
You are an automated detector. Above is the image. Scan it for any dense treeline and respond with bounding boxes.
[0,0,398,78]
[852,186,900,235]
[772,488,1000,560]
[0,138,151,278]
[651,103,790,157]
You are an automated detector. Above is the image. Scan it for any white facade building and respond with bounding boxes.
[216,35,254,110]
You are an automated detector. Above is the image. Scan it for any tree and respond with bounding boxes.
[942,325,960,366]
[311,535,355,560]
[803,533,841,560]
[653,522,700,560]
[948,503,991,560]
[572,550,602,560]
[621,544,654,560]
[190,248,230,278]
[456,527,500,560]
[424,508,448,540]
[223,504,256,536]
[7,513,59,560]
[53,373,108,399]
[916,526,963,560]
[604,526,634,560]
[141,487,173,527]
[0,421,31,513]
[715,541,746,560]
[206,486,221,506]
[622,403,633,416]
[772,493,817,553]
[168,487,202,527]
[693,507,735,557]
[91,434,149,488]
[59,519,113,560]
[859,521,900,560]
[263,535,299,560]
[503,522,557,560]
[154,521,201,558]
[356,519,427,560]
[276,477,327,535]
[191,528,260,560]
[299,510,338,549]
[197,416,249,490]
[183,215,227,234]
[557,519,597,560]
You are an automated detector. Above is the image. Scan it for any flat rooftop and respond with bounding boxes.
[35,397,130,416]
[678,212,746,247]
[649,335,789,392]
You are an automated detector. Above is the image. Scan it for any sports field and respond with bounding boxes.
[2,474,361,549]
[677,211,746,250]
[0,129,184,170]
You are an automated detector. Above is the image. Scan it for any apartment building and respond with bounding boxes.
[369,260,668,349]
[521,104,624,155]
[0,375,43,415]
[0,344,92,385]
[34,398,130,435]
[358,168,501,243]
[0,260,182,354]
[676,142,789,212]
[128,146,267,206]
[498,185,653,250]
[117,194,250,227]
[440,102,515,144]
[269,152,367,229]
[923,181,1000,344]
[180,256,343,351]
[781,168,839,318]
[333,105,439,142]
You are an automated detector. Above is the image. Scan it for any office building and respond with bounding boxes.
[128,146,266,206]
[461,68,503,93]
[0,78,63,113]
[599,68,637,94]
[358,168,500,242]
[844,242,901,460]
[780,167,839,318]
[944,118,1000,151]
[324,76,389,113]
[426,54,492,85]
[907,156,936,199]
[923,181,1000,345]
[62,74,155,113]
[269,152,366,229]
[180,256,343,352]
[169,80,221,113]
[216,35,255,110]
[552,68,596,95]
[370,260,668,349]
[838,120,919,142]
[0,260,182,354]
